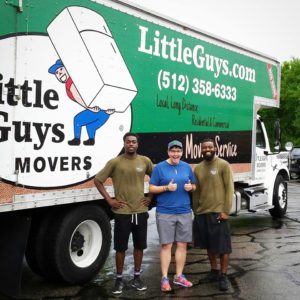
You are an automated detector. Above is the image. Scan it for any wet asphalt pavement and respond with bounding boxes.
[1,181,300,299]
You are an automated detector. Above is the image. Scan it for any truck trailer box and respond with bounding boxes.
[0,0,289,297]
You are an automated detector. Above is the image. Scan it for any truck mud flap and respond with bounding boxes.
[0,213,31,298]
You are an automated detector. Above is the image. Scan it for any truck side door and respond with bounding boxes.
[254,119,269,181]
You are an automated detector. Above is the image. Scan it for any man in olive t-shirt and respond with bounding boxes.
[193,138,234,292]
[94,132,153,295]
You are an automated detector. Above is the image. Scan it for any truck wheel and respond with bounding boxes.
[25,215,43,276]
[46,205,111,284]
[269,174,288,218]
[25,212,55,277]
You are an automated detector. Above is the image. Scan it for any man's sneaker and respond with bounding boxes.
[112,279,124,295]
[131,276,147,291]
[219,273,230,291]
[173,274,193,288]
[199,269,220,283]
[161,277,172,292]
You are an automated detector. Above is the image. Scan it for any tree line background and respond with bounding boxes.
[260,58,300,149]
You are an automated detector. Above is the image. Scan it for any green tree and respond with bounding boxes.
[260,58,300,147]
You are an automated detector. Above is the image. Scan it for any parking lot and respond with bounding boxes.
[1,181,300,300]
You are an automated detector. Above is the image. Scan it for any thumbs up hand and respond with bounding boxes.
[168,179,177,192]
[184,180,193,192]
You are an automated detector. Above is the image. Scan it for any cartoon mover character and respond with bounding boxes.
[48,59,115,146]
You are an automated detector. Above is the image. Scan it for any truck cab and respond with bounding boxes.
[232,115,289,217]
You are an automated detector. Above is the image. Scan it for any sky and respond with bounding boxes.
[125,0,300,63]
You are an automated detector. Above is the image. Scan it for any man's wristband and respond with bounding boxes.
[164,185,169,192]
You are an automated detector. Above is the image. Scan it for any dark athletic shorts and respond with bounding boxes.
[114,212,149,252]
[193,213,232,254]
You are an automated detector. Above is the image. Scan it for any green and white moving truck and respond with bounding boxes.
[0,0,289,297]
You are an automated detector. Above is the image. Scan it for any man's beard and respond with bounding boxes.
[203,152,215,161]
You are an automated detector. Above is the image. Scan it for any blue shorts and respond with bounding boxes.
[193,213,232,254]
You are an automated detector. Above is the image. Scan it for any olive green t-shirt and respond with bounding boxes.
[95,154,153,214]
[192,157,234,215]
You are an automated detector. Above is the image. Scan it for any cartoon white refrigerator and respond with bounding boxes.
[47,6,137,113]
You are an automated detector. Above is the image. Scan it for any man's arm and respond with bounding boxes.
[223,164,234,213]
[218,163,234,220]
[141,192,154,207]
[94,178,126,209]
[70,83,100,112]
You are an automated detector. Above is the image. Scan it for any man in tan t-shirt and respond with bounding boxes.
[193,138,234,291]
[94,132,153,295]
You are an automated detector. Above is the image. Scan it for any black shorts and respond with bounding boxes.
[114,212,149,252]
[193,213,232,254]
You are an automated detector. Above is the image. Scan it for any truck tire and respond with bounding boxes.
[25,211,56,277]
[45,205,111,284]
[25,215,43,275]
[269,174,288,218]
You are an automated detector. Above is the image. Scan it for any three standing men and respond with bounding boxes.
[95,136,234,293]
[94,132,153,295]
[193,138,234,291]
